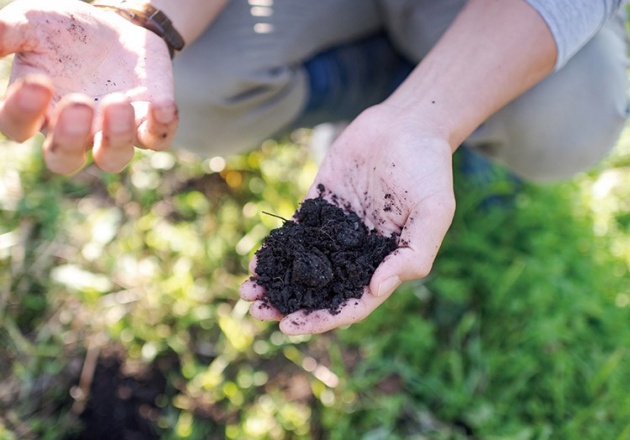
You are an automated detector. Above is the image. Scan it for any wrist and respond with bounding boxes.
[358,103,455,162]
[92,1,185,58]
[378,94,459,153]
[135,0,229,46]
[382,0,556,153]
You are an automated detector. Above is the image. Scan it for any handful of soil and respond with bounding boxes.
[252,186,398,315]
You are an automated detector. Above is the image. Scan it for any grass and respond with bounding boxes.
[0,124,629,439]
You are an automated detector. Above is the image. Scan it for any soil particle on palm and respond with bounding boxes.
[253,185,397,315]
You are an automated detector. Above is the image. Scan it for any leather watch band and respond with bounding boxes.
[93,1,185,59]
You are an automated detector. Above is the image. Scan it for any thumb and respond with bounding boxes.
[0,4,37,57]
[369,198,455,297]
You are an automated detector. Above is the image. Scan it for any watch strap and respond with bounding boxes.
[93,1,185,59]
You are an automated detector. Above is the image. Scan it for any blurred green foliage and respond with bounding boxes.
[1,122,630,439]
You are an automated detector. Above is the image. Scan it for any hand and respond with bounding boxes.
[0,0,178,174]
[240,104,456,334]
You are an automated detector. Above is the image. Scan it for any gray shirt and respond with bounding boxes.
[526,0,626,70]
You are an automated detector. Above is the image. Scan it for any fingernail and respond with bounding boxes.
[375,276,400,297]
[153,103,176,124]
[19,83,49,112]
[60,104,92,136]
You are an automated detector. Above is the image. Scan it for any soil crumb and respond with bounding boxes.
[253,187,397,315]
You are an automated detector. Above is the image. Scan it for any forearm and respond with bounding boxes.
[385,0,557,150]
[135,0,229,46]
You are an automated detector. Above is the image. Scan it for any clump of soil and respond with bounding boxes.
[253,185,397,315]
[75,354,174,440]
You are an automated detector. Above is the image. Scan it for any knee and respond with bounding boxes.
[172,53,306,157]
[493,96,627,183]
[477,22,629,183]
[501,113,626,183]
[173,43,260,106]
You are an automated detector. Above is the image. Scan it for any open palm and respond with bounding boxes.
[240,104,456,334]
[0,0,177,173]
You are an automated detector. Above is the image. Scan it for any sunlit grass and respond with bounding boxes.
[2,122,630,438]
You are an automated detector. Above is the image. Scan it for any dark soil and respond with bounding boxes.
[71,354,176,440]
[253,185,397,315]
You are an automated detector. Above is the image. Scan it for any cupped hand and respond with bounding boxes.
[0,0,177,174]
[240,104,456,334]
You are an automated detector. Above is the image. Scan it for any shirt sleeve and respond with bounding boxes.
[526,0,627,70]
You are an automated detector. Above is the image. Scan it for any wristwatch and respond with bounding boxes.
[93,1,185,58]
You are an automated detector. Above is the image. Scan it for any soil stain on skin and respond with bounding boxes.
[253,185,398,315]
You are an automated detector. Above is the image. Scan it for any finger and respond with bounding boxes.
[0,76,52,142]
[279,287,389,335]
[248,255,258,275]
[239,278,266,301]
[0,8,36,57]
[249,300,283,321]
[135,101,178,151]
[370,195,455,298]
[43,94,94,174]
[92,93,135,173]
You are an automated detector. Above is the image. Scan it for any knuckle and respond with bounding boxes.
[149,140,172,152]
[95,151,133,173]
[414,259,434,279]
[45,158,83,175]
[100,162,126,173]
[7,131,31,143]
[425,193,456,221]
[441,193,456,213]
[147,128,175,151]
